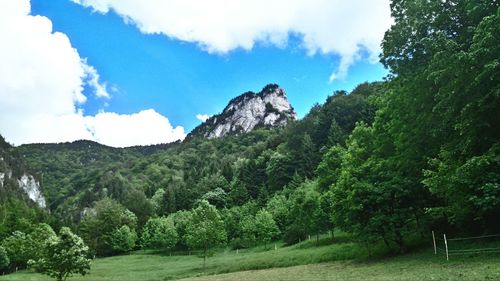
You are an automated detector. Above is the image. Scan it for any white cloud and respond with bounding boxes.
[82,61,110,99]
[71,0,392,80]
[85,110,185,147]
[196,114,210,122]
[0,0,185,147]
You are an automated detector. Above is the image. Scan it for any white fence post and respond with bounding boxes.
[432,231,437,255]
[444,234,449,261]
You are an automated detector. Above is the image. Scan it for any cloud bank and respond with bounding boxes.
[71,0,392,80]
[0,0,185,147]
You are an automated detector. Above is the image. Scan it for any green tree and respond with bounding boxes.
[201,187,228,208]
[141,217,178,250]
[79,198,137,256]
[238,215,257,247]
[151,188,166,215]
[123,189,153,227]
[185,200,226,268]
[254,210,280,249]
[380,0,499,233]
[34,227,91,281]
[331,123,423,252]
[229,179,249,206]
[168,210,192,248]
[266,152,294,193]
[0,246,9,273]
[27,223,57,262]
[316,145,344,192]
[110,225,137,254]
[289,181,326,244]
[266,193,291,232]
[1,231,29,269]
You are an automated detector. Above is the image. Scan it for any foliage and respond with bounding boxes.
[110,225,137,254]
[254,210,280,249]
[0,246,9,272]
[185,200,226,268]
[141,217,178,250]
[265,193,291,233]
[168,210,192,248]
[27,223,57,262]
[33,227,91,281]
[1,231,29,269]
[79,198,137,256]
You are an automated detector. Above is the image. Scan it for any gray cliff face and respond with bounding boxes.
[0,135,47,209]
[17,173,46,208]
[188,84,296,139]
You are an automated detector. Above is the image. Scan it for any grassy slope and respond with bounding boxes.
[180,251,500,281]
[2,235,499,281]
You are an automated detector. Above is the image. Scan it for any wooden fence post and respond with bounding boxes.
[432,231,437,255]
[444,234,449,261]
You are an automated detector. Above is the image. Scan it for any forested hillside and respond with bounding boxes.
[0,0,498,278]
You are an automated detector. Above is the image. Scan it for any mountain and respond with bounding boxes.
[188,84,296,139]
[3,82,380,226]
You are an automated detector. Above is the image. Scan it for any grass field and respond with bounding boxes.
[180,250,500,281]
[1,234,499,281]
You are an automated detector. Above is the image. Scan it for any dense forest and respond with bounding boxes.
[0,0,498,278]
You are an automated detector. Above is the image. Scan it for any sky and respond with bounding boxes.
[0,0,392,147]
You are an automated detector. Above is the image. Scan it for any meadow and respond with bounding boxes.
[2,233,499,281]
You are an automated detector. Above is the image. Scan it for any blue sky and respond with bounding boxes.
[0,0,391,147]
[32,0,388,129]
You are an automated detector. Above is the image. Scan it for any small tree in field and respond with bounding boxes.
[110,225,137,254]
[35,227,91,281]
[185,200,226,268]
[141,217,178,250]
[254,209,280,249]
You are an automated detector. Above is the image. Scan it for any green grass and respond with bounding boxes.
[1,233,499,281]
[179,251,500,281]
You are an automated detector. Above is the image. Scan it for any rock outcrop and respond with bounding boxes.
[188,84,296,139]
[17,173,46,208]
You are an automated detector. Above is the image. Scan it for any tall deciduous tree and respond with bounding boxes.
[110,225,137,254]
[141,217,178,250]
[79,198,137,256]
[35,227,91,281]
[254,209,280,249]
[185,200,226,268]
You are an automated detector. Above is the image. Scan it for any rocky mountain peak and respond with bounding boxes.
[188,84,296,139]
